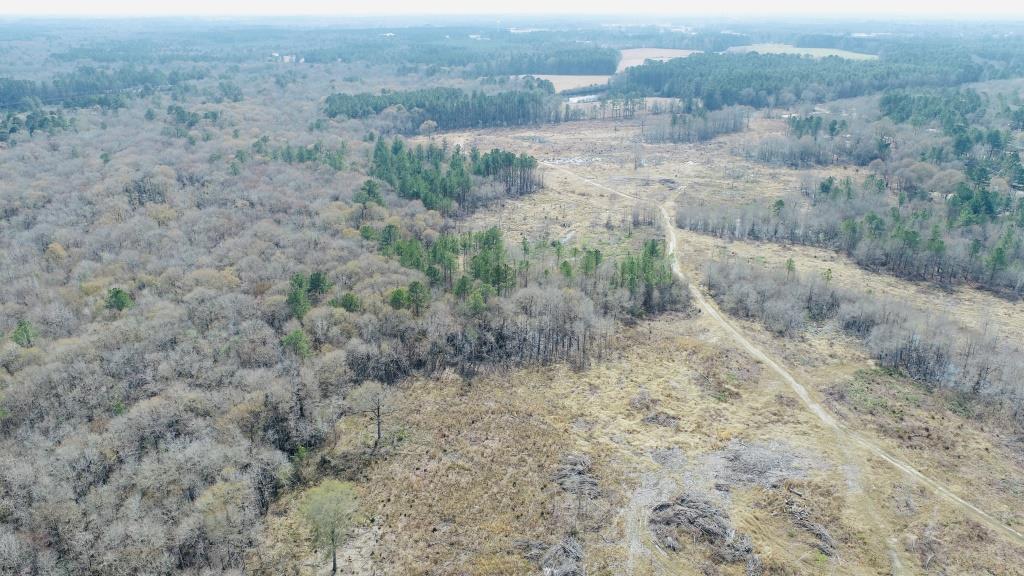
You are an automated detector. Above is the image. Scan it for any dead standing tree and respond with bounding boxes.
[346,380,397,455]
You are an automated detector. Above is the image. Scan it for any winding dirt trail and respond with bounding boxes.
[541,162,1024,556]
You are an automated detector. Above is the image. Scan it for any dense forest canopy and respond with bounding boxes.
[611,49,1006,110]
[323,85,575,131]
[0,65,207,110]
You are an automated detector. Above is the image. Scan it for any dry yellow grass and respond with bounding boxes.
[269,114,1024,575]
[353,317,907,575]
[617,48,700,72]
[528,74,610,92]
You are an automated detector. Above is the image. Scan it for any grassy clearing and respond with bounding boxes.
[270,114,1024,575]
[529,74,610,92]
[725,43,878,60]
[617,48,700,72]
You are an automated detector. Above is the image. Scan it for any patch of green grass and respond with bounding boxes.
[844,373,894,417]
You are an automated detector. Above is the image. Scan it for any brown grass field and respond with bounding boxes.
[269,111,1024,575]
[529,74,611,92]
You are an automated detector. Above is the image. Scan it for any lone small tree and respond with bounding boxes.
[301,479,358,575]
[388,287,409,310]
[308,271,334,300]
[347,380,395,455]
[331,292,362,312]
[282,329,312,359]
[105,287,134,311]
[11,320,37,347]
[407,281,429,316]
[287,273,312,319]
[418,119,438,138]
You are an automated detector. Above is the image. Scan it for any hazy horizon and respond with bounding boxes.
[2,0,1023,18]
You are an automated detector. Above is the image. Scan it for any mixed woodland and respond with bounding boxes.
[1,17,1024,574]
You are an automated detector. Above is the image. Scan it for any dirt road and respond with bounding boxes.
[541,161,1024,557]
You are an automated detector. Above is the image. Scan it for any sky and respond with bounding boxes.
[2,0,1022,17]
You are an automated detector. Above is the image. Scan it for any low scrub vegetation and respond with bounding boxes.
[705,258,1024,420]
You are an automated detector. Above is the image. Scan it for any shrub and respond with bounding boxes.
[330,292,362,312]
[10,320,37,347]
[282,329,312,359]
[105,288,134,311]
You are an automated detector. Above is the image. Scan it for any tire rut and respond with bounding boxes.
[541,162,1024,557]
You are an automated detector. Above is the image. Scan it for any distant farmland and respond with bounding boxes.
[617,47,700,72]
[530,74,610,92]
[724,43,877,60]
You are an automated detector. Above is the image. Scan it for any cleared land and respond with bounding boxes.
[617,48,700,72]
[300,113,1024,575]
[525,48,701,93]
[530,74,610,92]
[725,43,878,60]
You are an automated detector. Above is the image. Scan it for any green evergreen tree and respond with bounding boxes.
[287,274,312,319]
[282,329,312,359]
[308,271,334,299]
[388,288,409,310]
[331,292,362,312]
[11,320,37,347]
[105,287,134,311]
[407,281,429,316]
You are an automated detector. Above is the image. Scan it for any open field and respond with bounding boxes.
[725,43,878,60]
[527,47,702,93]
[617,48,700,72]
[530,74,610,92]
[330,114,1024,574]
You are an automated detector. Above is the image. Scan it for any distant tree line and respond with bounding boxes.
[611,51,996,111]
[301,32,621,75]
[325,87,572,131]
[472,47,620,76]
[0,65,206,110]
[0,110,72,143]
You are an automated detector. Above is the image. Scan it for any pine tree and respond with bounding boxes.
[11,320,36,347]
[105,288,134,311]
